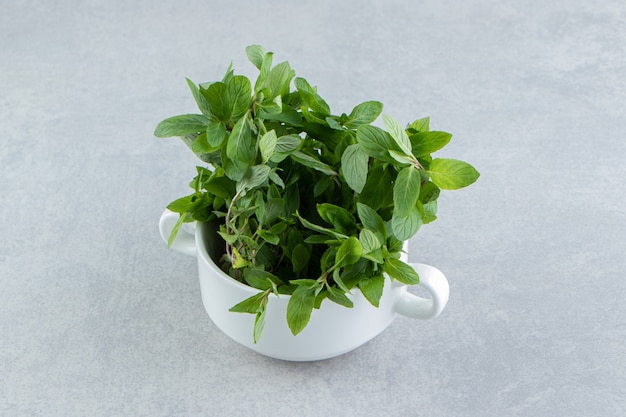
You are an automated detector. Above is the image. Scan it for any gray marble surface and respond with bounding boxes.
[1,0,625,416]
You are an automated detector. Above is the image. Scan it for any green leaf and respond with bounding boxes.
[326,287,354,308]
[391,207,423,241]
[296,212,348,240]
[256,95,282,115]
[294,77,331,115]
[359,164,394,210]
[290,151,338,176]
[192,122,228,154]
[332,269,352,293]
[244,269,281,290]
[359,229,381,254]
[313,177,332,197]
[423,200,438,224]
[259,130,278,163]
[335,236,363,268]
[262,198,284,225]
[286,285,317,335]
[222,61,234,84]
[325,117,343,131]
[356,125,399,161]
[206,121,228,150]
[304,235,336,245]
[232,246,249,269]
[291,244,311,275]
[186,78,211,116]
[410,131,452,156]
[268,171,285,188]
[344,101,383,128]
[317,203,357,235]
[204,176,236,199]
[253,309,266,344]
[383,258,420,285]
[202,82,227,121]
[409,116,430,132]
[356,203,387,240]
[246,44,266,69]
[428,158,480,190]
[166,195,194,213]
[341,144,369,193]
[229,291,268,313]
[358,274,385,307]
[393,166,421,217]
[226,114,255,165]
[225,75,252,121]
[419,181,440,204]
[237,165,271,193]
[388,150,416,166]
[262,61,295,99]
[258,229,280,245]
[167,212,189,247]
[383,114,413,156]
[274,134,302,153]
[154,114,211,138]
[268,220,288,234]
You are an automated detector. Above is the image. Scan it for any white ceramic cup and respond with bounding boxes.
[159,209,449,361]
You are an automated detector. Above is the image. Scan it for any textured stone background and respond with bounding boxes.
[1,0,625,415]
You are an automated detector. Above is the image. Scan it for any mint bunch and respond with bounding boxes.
[155,45,479,341]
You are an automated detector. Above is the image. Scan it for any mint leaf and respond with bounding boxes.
[344,101,383,128]
[296,212,348,240]
[294,77,330,114]
[291,244,311,275]
[186,78,211,116]
[166,195,194,213]
[326,287,354,308]
[226,114,255,165]
[204,176,235,199]
[356,203,387,240]
[393,166,421,217]
[206,121,228,150]
[202,82,227,121]
[358,274,385,307]
[391,207,422,241]
[262,61,295,99]
[154,114,211,138]
[383,258,420,285]
[225,75,252,121]
[359,164,394,210]
[429,158,480,190]
[255,95,282,116]
[237,165,271,193]
[359,229,381,254]
[245,44,266,69]
[409,116,430,132]
[258,229,280,245]
[259,130,278,163]
[410,131,452,156]
[291,151,338,176]
[244,269,281,290]
[317,203,357,235]
[382,114,412,156]
[341,144,369,193]
[356,125,399,161]
[286,285,316,335]
[334,236,362,268]
[253,309,266,344]
[229,291,268,313]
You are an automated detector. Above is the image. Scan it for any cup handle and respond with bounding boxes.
[159,209,196,256]
[394,263,450,320]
